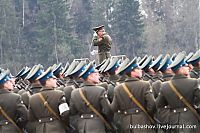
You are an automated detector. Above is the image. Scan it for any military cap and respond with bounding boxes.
[52,63,63,76]
[149,54,163,71]
[171,53,177,61]
[0,70,12,84]
[25,64,43,81]
[99,58,110,73]
[116,58,130,75]
[168,52,187,71]
[185,52,194,63]
[19,67,31,79]
[157,54,172,72]
[69,60,87,77]
[187,49,200,64]
[60,62,69,75]
[64,61,79,77]
[138,55,148,66]
[95,59,107,70]
[79,61,98,79]
[140,55,153,70]
[104,57,121,73]
[92,25,104,32]
[36,67,56,82]
[16,67,27,77]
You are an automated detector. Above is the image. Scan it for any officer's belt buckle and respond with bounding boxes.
[38,117,55,123]
[172,107,188,113]
[80,114,96,119]
[123,108,141,115]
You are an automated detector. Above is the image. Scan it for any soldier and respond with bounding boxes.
[156,52,200,133]
[92,25,112,64]
[29,67,69,133]
[152,54,174,99]
[187,50,200,78]
[70,61,113,133]
[0,70,28,133]
[111,58,156,133]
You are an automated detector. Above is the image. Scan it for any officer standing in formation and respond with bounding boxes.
[0,49,200,133]
[0,70,28,133]
[92,25,112,64]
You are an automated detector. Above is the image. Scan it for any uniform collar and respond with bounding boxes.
[172,74,188,80]
[125,77,140,82]
[0,89,11,94]
[40,86,54,92]
[83,81,97,86]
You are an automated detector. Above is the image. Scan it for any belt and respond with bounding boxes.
[0,120,10,126]
[80,114,97,119]
[123,108,142,115]
[38,117,57,123]
[171,107,188,113]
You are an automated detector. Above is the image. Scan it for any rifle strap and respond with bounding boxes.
[78,88,112,129]
[121,83,155,124]
[38,93,60,120]
[168,81,200,121]
[0,106,22,133]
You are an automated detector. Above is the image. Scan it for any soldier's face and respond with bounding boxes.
[46,78,57,88]
[4,80,14,91]
[179,65,189,76]
[89,72,100,84]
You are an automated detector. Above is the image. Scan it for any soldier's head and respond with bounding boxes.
[157,54,173,74]
[37,67,57,88]
[140,55,154,75]
[187,50,200,68]
[168,52,189,76]
[117,58,142,78]
[103,57,121,75]
[0,70,14,90]
[25,64,43,84]
[92,25,105,37]
[52,63,63,78]
[79,61,100,84]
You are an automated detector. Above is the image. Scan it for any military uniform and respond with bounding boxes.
[92,25,112,63]
[29,67,69,133]
[156,52,200,133]
[0,71,28,133]
[112,58,156,133]
[190,67,200,78]
[70,62,112,133]
[70,81,112,133]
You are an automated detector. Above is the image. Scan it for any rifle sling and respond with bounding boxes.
[168,81,200,121]
[78,88,112,129]
[38,93,60,120]
[121,83,155,124]
[0,106,22,133]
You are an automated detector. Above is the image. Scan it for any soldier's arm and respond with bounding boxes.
[92,33,103,46]
[194,79,200,112]
[110,86,120,112]
[16,94,28,128]
[102,34,112,48]
[144,83,156,115]
[99,88,112,114]
[156,87,168,109]
[58,92,70,120]
[69,90,78,115]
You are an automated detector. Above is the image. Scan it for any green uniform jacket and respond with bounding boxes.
[70,81,112,133]
[111,77,156,133]
[156,74,200,132]
[29,87,69,133]
[0,89,28,133]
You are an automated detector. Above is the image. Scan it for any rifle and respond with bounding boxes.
[99,77,116,87]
